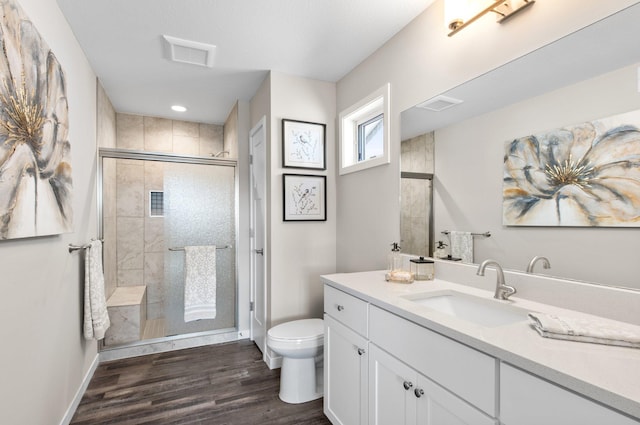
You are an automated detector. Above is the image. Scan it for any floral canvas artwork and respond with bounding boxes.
[0,0,72,240]
[503,110,640,226]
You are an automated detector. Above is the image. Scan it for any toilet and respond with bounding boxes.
[267,318,324,404]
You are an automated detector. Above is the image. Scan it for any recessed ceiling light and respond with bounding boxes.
[171,105,187,112]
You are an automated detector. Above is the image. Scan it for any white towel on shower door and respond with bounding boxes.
[184,245,217,322]
[83,240,111,340]
[450,231,473,263]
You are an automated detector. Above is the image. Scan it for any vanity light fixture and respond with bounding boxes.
[446,0,535,37]
[171,105,187,112]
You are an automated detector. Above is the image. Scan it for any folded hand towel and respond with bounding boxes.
[83,240,111,340]
[184,245,217,322]
[528,312,640,349]
[450,231,473,263]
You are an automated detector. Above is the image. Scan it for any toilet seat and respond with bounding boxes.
[267,318,324,343]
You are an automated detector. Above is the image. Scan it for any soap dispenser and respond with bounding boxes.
[388,242,402,271]
[386,242,414,283]
[434,241,448,259]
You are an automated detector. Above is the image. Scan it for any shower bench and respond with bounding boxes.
[104,285,147,346]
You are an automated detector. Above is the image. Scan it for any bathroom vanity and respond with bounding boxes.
[322,267,640,425]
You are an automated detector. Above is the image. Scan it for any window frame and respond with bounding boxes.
[339,83,390,175]
[357,112,384,162]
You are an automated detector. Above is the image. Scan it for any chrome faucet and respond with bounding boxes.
[526,256,551,273]
[476,259,517,300]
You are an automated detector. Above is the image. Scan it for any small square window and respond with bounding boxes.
[150,191,164,217]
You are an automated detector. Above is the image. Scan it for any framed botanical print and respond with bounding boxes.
[283,174,326,221]
[282,119,326,170]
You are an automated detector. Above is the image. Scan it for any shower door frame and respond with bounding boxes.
[97,148,240,353]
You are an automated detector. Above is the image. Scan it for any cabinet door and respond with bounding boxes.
[324,315,368,425]
[501,363,639,425]
[369,344,417,425]
[415,374,497,425]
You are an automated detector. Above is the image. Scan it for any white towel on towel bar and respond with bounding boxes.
[450,231,473,263]
[528,312,640,349]
[184,245,217,322]
[83,240,110,340]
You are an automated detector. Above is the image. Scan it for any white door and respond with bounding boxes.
[249,116,267,354]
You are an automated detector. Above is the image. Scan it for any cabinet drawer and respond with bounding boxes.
[369,305,496,416]
[324,285,368,337]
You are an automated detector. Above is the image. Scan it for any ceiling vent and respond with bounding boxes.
[163,35,216,68]
[416,95,463,112]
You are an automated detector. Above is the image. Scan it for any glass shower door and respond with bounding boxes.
[164,162,236,336]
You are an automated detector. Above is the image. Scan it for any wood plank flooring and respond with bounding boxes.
[71,340,331,425]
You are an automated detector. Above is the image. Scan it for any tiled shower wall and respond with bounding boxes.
[112,113,226,320]
[400,132,435,256]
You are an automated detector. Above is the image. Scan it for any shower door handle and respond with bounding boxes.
[254,249,264,256]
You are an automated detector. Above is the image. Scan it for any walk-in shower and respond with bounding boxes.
[98,148,238,352]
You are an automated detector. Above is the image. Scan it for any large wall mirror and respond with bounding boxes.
[400,3,640,291]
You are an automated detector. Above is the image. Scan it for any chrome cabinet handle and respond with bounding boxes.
[357,348,365,356]
[403,381,413,390]
[414,388,425,398]
[254,249,264,255]
[336,305,344,311]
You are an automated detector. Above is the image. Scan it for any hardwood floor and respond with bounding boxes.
[71,340,331,425]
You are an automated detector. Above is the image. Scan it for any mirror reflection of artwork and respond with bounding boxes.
[503,110,640,227]
[0,0,72,240]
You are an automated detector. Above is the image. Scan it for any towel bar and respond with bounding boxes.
[68,239,104,253]
[169,244,232,251]
[441,230,491,238]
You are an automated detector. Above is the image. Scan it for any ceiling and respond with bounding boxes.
[57,0,436,124]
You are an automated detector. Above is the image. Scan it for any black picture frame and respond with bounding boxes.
[282,119,326,170]
[282,174,327,221]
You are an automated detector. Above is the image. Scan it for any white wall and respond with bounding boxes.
[250,72,337,331]
[335,0,640,272]
[435,63,640,289]
[235,100,252,336]
[0,0,99,424]
[269,72,337,325]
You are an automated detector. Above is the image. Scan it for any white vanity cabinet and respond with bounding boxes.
[324,286,369,425]
[369,306,497,418]
[500,363,639,425]
[369,344,496,425]
[322,274,640,425]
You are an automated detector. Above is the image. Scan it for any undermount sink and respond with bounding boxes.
[402,290,529,327]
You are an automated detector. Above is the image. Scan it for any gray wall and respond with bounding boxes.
[434,63,640,289]
[250,72,337,332]
[0,0,99,423]
[335,0,638,273]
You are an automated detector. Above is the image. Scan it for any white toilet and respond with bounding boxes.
[267,318,324,404]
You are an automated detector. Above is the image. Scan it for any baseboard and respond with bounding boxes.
[237,329,250,339]
[264,347,282,370]
[60,354,99,425]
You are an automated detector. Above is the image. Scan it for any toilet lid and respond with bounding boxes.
[268,318,324,341]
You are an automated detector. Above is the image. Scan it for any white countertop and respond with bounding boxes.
[321,270,640,420]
